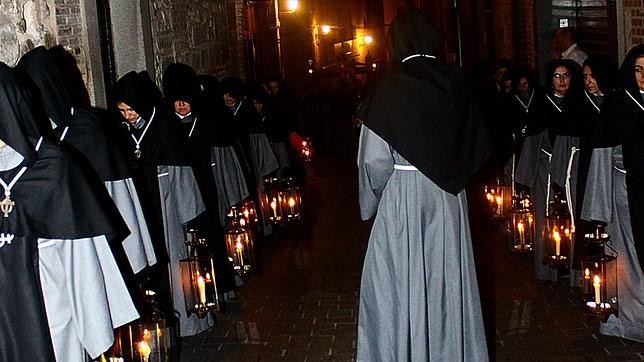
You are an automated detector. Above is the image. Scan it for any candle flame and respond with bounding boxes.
[288,197,296,207]
[138,341,151,359]
[564,228,570,236]
[197,275,205,286]
[205,272,211,282]
[553,230,561,242]
[517,222,524,232]
[236,241,243,250]
[495,196,502,205]
[593,275,601,284]
[584,268,590,278]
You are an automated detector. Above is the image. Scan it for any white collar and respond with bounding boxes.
[561,43,579,58]
[401,54,436,63]
[176,112,192,119]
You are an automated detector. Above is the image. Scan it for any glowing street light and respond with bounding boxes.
[364,35,373,44]
[321,24,331,35]
[286,0,298,12]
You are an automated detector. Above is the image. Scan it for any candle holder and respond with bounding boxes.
[279,176,303,221]
[102,293,172,362]
[484,177,511,220]
[508,192,534,253]
[544,196,572,268]
[581,241,618,321]
[224,218,254,275]
[261,176,284,223]
[179,255,220,318]
[300,138,313,162]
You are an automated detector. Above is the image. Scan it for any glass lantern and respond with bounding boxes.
[508,193,534,253]
[581,242,618,320]
[484,177,510,219]
[101,291,172,362]
[224,220,254,275]
[300,137,313,162]
[261,177,284,223]
[279,177,303,221]
[179,255,220,318]
[544,197,573,268]
[239,199,259,225]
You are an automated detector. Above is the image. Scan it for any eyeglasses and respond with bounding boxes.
[635,65,643,74]
[553,72,570,80]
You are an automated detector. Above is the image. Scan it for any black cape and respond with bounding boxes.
[0,62,119,362]
[163,63,235,293]
[358,9,493,195]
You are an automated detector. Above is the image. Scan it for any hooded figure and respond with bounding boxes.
[0,63,138,361]
[163,63,235,296]
[16,46,156,275]
[582,44,644,343]
[197,75,250,225]
[515,59,582,282]
[112,71,211,337]
[355,10,491,361]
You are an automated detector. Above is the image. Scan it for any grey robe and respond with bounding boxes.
[211,146,250,225]
[581,146,644,343]
[158,165,213,337]
[357,126,488,361]
[515,132,558,281]
[249,134,280,235]
[549,135,581,285]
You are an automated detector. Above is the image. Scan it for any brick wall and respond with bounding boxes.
[148,0,243,83]
[623,0,644,54]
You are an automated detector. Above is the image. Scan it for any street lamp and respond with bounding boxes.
[286,0,298,12]
[274,0,299,79]
[321,24,331,35]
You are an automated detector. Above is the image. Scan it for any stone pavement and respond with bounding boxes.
[178,155,644,361]
[180,155,370,361]
[491,209,644,361]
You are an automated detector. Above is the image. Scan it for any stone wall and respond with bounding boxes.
[0,0,57,66]
[148,0,243,83]
[622,0,644,55]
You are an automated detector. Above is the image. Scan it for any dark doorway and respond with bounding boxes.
[95,0,118,98]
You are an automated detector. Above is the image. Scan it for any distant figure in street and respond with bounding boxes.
[356,9,492,361]
[552,27,588,66]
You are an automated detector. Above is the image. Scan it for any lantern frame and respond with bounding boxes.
[581,242,618,320]
[279,177,303,221]
[300,137,313,162]
[224,222,254,275]
[179,254,220,318]
[261,177,284,223]
[508,194,535,253]
[484,178,511,219]
[544,199,573,268]
[102,315,172,362]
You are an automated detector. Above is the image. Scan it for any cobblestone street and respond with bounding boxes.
[179,155,644,361]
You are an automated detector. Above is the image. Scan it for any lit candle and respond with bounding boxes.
[155,323,161,359]
[553,229,561,256]
[495,196,503,214]
[139,341,151,362]
[593,275,601,305]
[288,197,296,215]
[270,198,278,219]
[197,275,207,304]
[517,222,525,246]
[584,268,590,279]
[236,239,244,266]
[486,193,493,202]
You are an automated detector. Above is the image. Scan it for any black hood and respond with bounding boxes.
[583,55,618,93]
[545,58,583,96]
[16,46,72,128]
[113,71,159,121]
[620,44,644,102]
[359,9,493,195]
[163,62,199,105]
[0,62,42,164]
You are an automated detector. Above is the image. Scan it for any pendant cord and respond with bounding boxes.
[514,89,534,112]
[546,94,563,113]
[0,166,28,198]
[233,101,243,116]
[584,91,601,113]
[130,107,156,150]
[188,117,198,138]
[625,89,644,111]
[565,146,579,233]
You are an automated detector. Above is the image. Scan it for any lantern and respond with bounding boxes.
[101,291,172,361]
[581,251,618,319]
[239,199,259,225]
[261,177,284,223]
[179,255,219,318]
[483,177,511,219]
[224,219,254,275]
[300,138,313,162]
[508,193,534,253]
[544,197,573,268]
[279,176,303,221]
